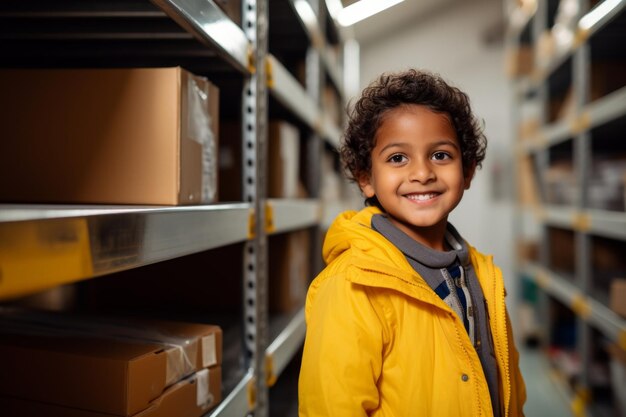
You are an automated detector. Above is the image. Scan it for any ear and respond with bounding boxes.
[463,163,477,190]
[357,174,376,198]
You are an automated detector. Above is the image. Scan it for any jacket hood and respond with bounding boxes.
[322,206,423,274]
[323,206,385,265]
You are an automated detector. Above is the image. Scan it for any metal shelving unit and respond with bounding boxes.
[0,1,348,416]
[507,0,626,415]
[523,262,626,350]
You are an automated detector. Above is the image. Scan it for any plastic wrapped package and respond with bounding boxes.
[187,74,219,203]
[0,308,222,416]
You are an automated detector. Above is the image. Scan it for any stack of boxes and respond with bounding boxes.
[0,66,224,414]
[0,311,223,417]
[0,58,314,413]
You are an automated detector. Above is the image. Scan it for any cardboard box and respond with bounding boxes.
[0,366,222,417]
[549,228,575,273]
[0,315,222,416]
[609,278,626,318]
[268,121,300,198]
[0,67,219,205]
[269,229,310,313]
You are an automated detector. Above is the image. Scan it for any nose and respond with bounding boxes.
[408,159,435,183]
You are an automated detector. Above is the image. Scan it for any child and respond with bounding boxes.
[298,69,526,417]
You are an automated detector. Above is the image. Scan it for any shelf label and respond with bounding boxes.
[247,46,257,74]
[572,213,590,232]
[570,112,591,135]
[619,330,626,351]
[247,376,257,411]
[571,295,591,319]
[265,58,274,88]
[570,387,591,417]
[248,209,256,239]
[573,27,590,49]
[265,203,275,234]
[265,354,277,387]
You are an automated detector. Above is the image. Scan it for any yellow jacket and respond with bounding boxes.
[299,207,526,417]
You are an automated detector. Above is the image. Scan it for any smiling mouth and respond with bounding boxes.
[405,193,440,202]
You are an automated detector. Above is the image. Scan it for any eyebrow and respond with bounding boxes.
[377,139,459,156]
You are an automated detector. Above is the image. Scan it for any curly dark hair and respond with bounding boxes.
[340,69,487,207]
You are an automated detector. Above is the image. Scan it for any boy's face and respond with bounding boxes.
[358,104,474,249]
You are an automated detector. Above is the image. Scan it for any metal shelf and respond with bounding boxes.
[267,53,319,130]
[265,308,305,386]
[540,205,626,240]
[266,54,342,148]
[152,0,252,74]
[266,199,321,234]
[0,203,251,300]
[524,262,626,350]
[506,2,536,40]
[584,209,626,240]
[0,0,251,75]
[287,0,344,98]
[522,85,626,154]
[206,370,254,417]
[578,0,626,40]
[517,0,626,93]
[542,205,579,229]
[586,85,626,130]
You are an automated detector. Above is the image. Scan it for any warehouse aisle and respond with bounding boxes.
[519,346,573,417]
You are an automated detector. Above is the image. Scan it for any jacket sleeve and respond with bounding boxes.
[506,309,527,417]
[299,270,385,417]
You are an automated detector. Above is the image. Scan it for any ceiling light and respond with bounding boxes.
[337,0,405,27]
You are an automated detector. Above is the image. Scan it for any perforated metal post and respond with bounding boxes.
[533,0,552,349]
[304,0,325,277]
[242,0,269,415]
[573,0,592,395]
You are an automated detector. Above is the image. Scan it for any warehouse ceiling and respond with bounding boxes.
[339,0,480,45]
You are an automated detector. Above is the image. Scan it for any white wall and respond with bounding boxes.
[357,0,520,313]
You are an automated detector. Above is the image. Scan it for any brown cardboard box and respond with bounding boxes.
[0,67,219,205]
[0,366,222,417]
[609,278,626,318]
[549,227,575,273]
[269,229,310,313]
[268,121,300,198]
[0,316,222,416]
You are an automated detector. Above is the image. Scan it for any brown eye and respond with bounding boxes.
[388,154,407,164]
[432,152,450,161]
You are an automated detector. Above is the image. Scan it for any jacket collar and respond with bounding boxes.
[324,207,501,315]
